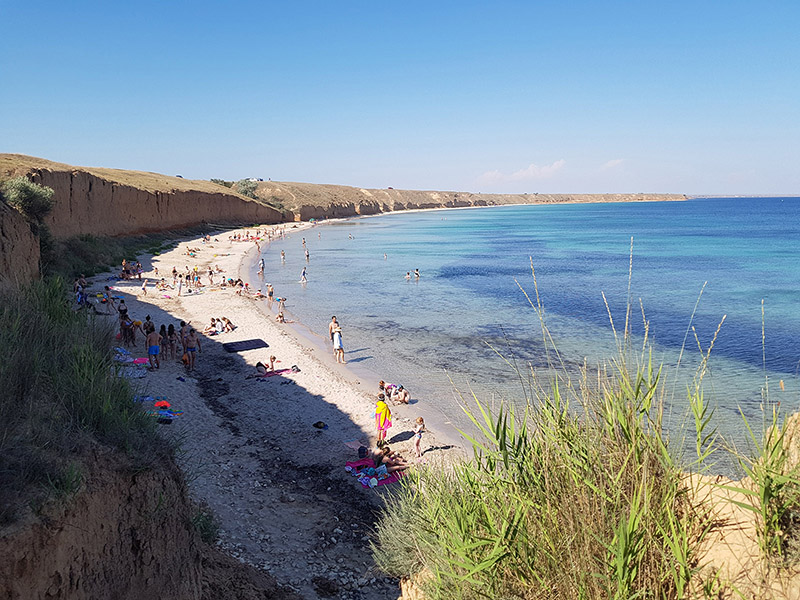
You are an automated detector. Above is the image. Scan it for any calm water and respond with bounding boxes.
[256,198,800,453]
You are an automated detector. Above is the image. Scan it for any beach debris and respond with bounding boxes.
[177,376,186,382]
[313,421,328,430]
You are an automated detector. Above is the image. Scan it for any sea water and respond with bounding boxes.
[256,198,800,458]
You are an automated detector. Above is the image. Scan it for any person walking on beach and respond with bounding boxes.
[184,328,201,371]
[146,326,162,370]
[413,417,425,458]
[375,395,392,446]
[141,279,148,296]
[300,267,307,283]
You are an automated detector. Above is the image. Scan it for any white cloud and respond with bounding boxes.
[477,159,566,185]
[599,158,625,171]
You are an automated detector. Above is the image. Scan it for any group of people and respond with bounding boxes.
[202,316,236,335]
[119,259,144,280]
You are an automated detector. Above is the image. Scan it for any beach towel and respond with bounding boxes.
[375,400,392,431]
[132,358,149,365]
[255,366,300,378]
[222,339,269,352]
[345,459,404,488]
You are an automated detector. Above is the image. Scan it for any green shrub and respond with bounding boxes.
[1,176,55,223]
[235,179,258,199]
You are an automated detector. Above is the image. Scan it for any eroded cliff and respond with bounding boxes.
[256,180,686,221]
[0,155,285,240]
[0,200,39,283]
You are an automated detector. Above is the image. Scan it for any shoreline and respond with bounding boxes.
[91,223,464,599]
[239,224,470,454]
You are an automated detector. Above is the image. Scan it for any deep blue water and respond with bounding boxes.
[257,198,800,446]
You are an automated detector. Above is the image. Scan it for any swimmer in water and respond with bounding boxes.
[405,272,411,280]
[300,267,307,283]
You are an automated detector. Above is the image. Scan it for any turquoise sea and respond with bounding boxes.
[256,198,800,456]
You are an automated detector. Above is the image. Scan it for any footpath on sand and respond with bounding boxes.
[91,224,465,600]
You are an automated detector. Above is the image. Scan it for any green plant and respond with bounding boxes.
[210,178,232,188]
[235,179,258,199]
[191,507,220,543]
[45,463,83,499]
[1,176,55,224]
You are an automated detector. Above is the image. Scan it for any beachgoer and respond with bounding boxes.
[413,417,425,458]
[414,269,420,279]
[332,324,345,363]
[146,327,162,370]
[275,312,285,323]
[392,385,410,405]
[222,317,235,332]
[300,267,307,283]
[328,316,339,344]
[159,324,169,356]
[277,297,286,313]
[179,320,191,350]
[167,324,178,360]
[184,328,201,371]
[280,250,285,262]
[215,318,224,335]
[375,395,392,445]
[405,272,411,280]
[266,284,274,304]
[203,318,217,334]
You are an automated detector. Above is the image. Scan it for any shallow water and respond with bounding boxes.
[255,198,800,460]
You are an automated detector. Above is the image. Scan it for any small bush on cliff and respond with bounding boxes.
[1,176,55,225]
[210,178,233,188]
[235,179,258,199]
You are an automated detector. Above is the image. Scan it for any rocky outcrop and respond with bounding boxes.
[0,200,39,284]
[0,155,285,240]
[0,450,202,600]
[256,181,686,221]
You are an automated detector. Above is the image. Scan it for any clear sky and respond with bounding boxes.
[2,1,798,195]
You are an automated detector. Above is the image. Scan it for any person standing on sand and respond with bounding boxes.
[179,320,191,351]
[328,316,339,348]
[413,417,425,458]
[184,328,201,371]
[141,279,148,296]
[375,395,392,446]
[177,274,183,297]
[332,323,345,363]
[167,324,178,360]
[146,326,162,370]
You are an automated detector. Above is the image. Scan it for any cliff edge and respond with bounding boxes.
[0,154,285,240]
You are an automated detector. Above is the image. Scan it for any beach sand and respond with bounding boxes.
[91,224,464,600]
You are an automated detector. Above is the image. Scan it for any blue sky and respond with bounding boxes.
[2,1,798,194]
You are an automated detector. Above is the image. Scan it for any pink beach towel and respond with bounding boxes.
[132,358,149,365]
[345,459,404,487]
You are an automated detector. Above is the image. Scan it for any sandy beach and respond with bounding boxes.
[89,223,464,600]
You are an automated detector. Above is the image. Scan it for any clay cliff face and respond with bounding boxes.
[0,452,202,600]
[256,181,686,221]
[0,200,40,283]
[0,155,285,240]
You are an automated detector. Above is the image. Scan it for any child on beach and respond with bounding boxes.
[413,417,425,458]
